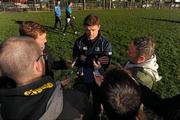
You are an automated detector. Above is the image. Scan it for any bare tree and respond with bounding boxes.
[33,0,37,11]
[83,0,86,10]
[141,0,144,8]
[109,0,112,9]
[171,0,174,8]
[130,0,135,8]
[159,0,161,8]
[145,0,148,8]
[103,0,107,9]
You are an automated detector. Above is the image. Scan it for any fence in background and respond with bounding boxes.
[0,0,179,12]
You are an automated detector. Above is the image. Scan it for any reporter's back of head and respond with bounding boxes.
[0,36,43,86]
[101,68,143,120]
[18,21,47,50]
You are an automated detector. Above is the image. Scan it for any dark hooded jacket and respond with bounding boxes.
[73,34,112,83]
[140,84,180,120]
[0,76,91,120]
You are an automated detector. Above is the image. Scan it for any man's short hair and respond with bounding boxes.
[101,68,141,120]
[19,21,46,39]
[0,37,41,80]
[133,37,155,60]
[83,14,100,26]
[68,0,72,5]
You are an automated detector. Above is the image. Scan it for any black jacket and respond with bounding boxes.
[44,44,68,78]
[0,76,91,120]
[140,84,180,120]
[73,34,112,78]
[0,76,55,120]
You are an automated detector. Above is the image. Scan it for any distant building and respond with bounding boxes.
[1,0,27,3]
[175,0,180,2]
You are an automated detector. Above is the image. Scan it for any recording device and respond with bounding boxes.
[64,70,74,81]
[94,69,101,77]
[77,67,84,76]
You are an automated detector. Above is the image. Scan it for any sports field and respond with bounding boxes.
[0,9,180,98]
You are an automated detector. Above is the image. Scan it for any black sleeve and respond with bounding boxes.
[72,40,82,68]
[99,39,112,74]
[44,45,54,70]
[53,60,67,70]
[161,94,180,120]
[163,94,180,108]
[44,45,67,74]
[141,83,180,120]
[0,105,2,120]
[140,84,165,116]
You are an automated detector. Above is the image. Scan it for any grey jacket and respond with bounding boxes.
[40,81,90,120]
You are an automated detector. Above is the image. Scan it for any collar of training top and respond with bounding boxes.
[0,76,56,96]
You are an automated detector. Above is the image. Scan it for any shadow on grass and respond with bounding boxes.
[43,25,61,34]
[43,25,80,36]
[13,19,57,33]
[141,17,180,24]
[12,19,80,36]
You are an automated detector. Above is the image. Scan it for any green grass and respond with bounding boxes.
[0,9,180,98]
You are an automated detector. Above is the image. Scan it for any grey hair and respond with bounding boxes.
[0,36,41,80]
[133,36,155,60]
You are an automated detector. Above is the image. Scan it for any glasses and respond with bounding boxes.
[36,54,45,62]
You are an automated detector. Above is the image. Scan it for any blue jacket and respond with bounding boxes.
[55,5,61,17]
[66,5,72,18]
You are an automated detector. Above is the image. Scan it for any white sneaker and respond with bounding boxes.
[74,31,78,35]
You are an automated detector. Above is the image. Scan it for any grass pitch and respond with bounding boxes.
[0,9,180,98]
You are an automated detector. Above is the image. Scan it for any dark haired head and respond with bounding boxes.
[101,68,141,120]
[83,14,100,26]
[19,21,46,39]
[68,0,72,5]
